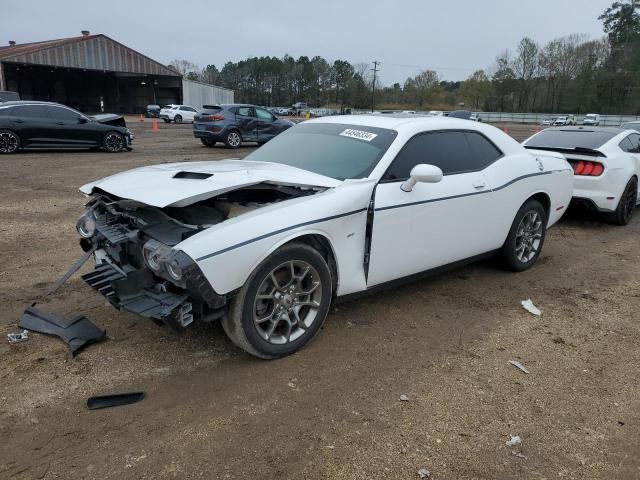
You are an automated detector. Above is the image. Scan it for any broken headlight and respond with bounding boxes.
[142,240,184,282]
[76,212,97,238]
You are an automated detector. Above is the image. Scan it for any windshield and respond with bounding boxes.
[585,115,597,119]
[525,129,616,150]
[243,123,398,180]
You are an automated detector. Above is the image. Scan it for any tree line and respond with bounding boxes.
[169,1,640,114]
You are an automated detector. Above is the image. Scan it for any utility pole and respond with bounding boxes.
[371,61,380,112]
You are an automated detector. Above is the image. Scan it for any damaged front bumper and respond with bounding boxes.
[78,201,228,330]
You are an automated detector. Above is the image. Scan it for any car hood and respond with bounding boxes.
[80,159,342,208]
[89,113,126,127]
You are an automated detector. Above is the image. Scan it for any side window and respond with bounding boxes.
[619,137,634,152]
[256,108,274,121]
[627,134,640,153]
[464,132,503,165]
[46,106,82,121]
[383,131,478,181]
[11,105,47,118]
[180,106,196,112]
[237,107,254,117]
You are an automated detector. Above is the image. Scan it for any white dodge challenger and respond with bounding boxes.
[523,126,640,225]
[76,115,573,358]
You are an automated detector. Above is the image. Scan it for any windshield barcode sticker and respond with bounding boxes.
[340,129,378,142]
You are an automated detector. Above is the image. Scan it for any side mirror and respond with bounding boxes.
[400,164,443,192]
[78,117,89,124]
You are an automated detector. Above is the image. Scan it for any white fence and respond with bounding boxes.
[182,79,234,108]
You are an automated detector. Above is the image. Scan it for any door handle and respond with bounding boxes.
[56,122,65,125]
[472,181,487,189]
[14,119,24,123]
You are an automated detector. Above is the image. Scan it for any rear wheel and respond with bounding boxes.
[163,118,170,123]
[222,243,333,359]
[606,177,637,226]
[103,131,125,153]
[224,130,242,148]
[174,115,182,124]
[500,199,547,272]
[0,130,20,154]
[200,138,216,147]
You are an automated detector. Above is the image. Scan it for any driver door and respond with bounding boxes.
[44,105,95,147]
[235,106,258,141]
[366,130,499,287]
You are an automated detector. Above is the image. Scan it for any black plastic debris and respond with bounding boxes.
[87,392,145,410]
[20,305,105,357]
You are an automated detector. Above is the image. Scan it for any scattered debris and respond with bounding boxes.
[417,468,431,478]
[508,360,530,374]
[20,305,105,357]
[521,298,541,316]
[505,435,522,447]
[551,336,567,345]
[512,451,527,459]
[7,330,29,344]
[400,394,409,401]
[87,392,145,410]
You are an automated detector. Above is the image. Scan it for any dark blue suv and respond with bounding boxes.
[193,104,295,148]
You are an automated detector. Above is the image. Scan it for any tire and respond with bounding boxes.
[500,199,547,272]
[174,115,182,124]
[224,129,242,149]
[102,131,126,153]
[223,243,333,359]
[0,129,20,154]
[200,138,216,147]
[606,177,637,226]
[163,118,170,123]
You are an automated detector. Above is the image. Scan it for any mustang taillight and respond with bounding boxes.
[206,115,225,121]
[573,160,604,176]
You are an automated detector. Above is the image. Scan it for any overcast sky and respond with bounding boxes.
[1,0,614,85]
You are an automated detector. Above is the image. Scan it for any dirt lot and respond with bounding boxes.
[1,120,638,479]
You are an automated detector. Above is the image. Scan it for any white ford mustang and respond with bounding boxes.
[76,115,573,358]
[523,126,640,225]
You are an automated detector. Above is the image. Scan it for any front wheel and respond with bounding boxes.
[222,243,333,359]
[102,131,125,153]
[606,177,637,225]
[0,130,20,154]
[500,199,547,272]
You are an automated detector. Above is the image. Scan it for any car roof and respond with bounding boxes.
[0,100,63,106]
[309,113,482,130]
[548,126,627,134]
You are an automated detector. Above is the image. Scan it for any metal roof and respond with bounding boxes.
[0,34,179,77]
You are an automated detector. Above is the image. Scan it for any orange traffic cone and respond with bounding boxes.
[139,113,144,122]
[152,118,159,132]
[502,126,510,134]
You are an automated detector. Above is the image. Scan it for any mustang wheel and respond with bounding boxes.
[0,130,20,154]
[223,243,332,359]
[606,177,637,226]
[501,199,547,272]
[224,130,242,149]
[174,115,182,124]
[103,132,125,153]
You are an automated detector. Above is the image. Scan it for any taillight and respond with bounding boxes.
[206,115,225,121]
[572,160,603,176]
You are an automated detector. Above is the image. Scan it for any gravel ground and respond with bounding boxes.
[0,120,638,479]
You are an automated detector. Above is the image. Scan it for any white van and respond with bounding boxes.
[583,113,600,126]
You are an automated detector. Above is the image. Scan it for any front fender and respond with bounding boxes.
[177,180,376,295]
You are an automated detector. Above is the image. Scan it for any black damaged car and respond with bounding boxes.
[0,101,134,154]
